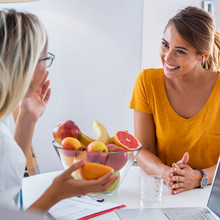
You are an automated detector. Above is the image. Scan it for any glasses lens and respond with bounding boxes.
[39,52,55,68]
[46,59,52,68]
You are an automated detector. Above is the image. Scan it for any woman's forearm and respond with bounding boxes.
[13,111,36,159]
[28,185,57,214]
[203,165,217,185]
[137,149,171,181]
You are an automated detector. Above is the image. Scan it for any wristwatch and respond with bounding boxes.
[195,169,208,188]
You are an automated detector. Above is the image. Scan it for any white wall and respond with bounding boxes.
[0,0,143,172]
[2,0,219,173]
[141,0,203,69]
[214,0,220,27]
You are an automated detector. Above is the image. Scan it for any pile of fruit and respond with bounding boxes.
[52,120,141,181]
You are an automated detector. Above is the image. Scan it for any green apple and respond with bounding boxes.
[71,171,81,180]
[106,171,120,192]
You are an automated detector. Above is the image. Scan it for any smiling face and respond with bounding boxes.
[159,23,205,79]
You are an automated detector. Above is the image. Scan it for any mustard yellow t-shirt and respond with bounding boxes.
[130,68,220,169]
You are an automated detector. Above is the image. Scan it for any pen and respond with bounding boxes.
[47,212,56,220]
[88,195,104,202]
[77,195,104,202]
[20,189,23,211]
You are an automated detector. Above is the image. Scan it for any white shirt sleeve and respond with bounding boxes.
[0,118,26,209]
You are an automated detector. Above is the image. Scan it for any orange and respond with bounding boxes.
[114,130,141,150]
[80,162,114,180]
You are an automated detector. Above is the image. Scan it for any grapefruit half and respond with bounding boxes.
[113,130,141,150]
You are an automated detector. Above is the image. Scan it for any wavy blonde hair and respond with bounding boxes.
[0,9,47,120]
[166,6,220,72]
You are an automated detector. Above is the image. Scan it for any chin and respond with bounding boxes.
[163,67,180,79]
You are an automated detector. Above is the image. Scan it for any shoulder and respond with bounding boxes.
[137,68,164,81]
[136,68,164,88]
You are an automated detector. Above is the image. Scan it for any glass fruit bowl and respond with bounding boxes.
[52,140,142,196]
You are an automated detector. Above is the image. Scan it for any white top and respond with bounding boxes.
[0,117,26,208]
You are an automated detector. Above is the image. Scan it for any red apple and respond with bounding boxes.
[105,144,128,171]
[87,141,108,164]
[53,120,80,144]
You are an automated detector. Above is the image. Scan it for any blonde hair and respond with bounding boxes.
[166,6,220,72]
[0,9,48,120]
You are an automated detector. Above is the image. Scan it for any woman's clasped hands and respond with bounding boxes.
[167,152,202,195]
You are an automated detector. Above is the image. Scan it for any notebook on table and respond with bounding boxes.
[115,155,220,220]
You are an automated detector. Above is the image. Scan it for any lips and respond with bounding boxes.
[165,62,180,70]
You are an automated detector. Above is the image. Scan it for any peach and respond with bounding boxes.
[87,141,108,164]
[61,137,82,157]
[60,154,74,167]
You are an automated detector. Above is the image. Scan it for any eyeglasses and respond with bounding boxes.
[39,52,55,68]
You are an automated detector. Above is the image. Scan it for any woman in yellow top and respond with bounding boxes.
[130,6,220,194]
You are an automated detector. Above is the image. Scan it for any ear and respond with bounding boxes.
[198,53,210,62]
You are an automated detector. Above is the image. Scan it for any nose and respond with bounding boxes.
[164,50,174,64]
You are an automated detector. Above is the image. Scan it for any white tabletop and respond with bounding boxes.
[22,166,211,219]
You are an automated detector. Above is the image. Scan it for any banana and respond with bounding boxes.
[93,120,110,144]
[79,130,95,149]
[109,136,115,143]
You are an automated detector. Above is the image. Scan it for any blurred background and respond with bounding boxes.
[0,0,219,173]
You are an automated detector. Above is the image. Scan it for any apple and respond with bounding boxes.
[61,137,82,157]
[53,120,80,144]
[72,171,81,180]
[87,141,108,164]
[106,171,120,192]
[105,144,128,171]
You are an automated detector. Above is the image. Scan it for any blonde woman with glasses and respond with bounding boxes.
[0,9,117,214]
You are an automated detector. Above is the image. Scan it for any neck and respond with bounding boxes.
[166,66,210,93]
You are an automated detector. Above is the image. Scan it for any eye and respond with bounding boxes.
[177,50,186,54]
[162,41,169,48]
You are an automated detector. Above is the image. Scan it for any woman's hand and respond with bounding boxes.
[29,160,118,213]
[163,152,189,187]
[168,163,201,195]
[19,71,51,122]
[50,160,118,201]
[14,71,51,158]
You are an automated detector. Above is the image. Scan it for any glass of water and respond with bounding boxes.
[140,174,163,208]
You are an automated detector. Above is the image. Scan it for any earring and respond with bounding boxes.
[201,59,205,67]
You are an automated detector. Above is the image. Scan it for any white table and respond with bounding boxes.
[22,166,211,219]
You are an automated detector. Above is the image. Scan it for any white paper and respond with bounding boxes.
[49,196,123,220]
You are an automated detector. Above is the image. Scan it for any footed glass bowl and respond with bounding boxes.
[53,140,142,196]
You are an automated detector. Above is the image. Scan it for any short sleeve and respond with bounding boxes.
[129,69,152,114]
